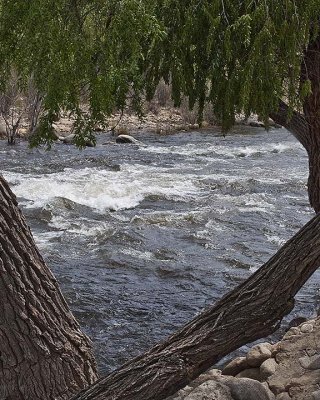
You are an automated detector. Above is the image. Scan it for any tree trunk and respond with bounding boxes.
[301,30,320,213]
[72,212,320,400]
[271,32,320,213]
[0,175,98,399]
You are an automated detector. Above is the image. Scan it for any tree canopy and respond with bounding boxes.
[0,0,319,145]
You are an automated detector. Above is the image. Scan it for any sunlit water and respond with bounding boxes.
[1,126,319,373]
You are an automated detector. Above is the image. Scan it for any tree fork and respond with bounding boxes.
[73,213,320,400]
[0,176,98,400]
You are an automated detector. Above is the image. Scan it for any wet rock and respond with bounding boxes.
[56,133,75,143]
[260,358,278,380]
[116,134,145,145]
[236,368,262,381]
[249,121,265,128]
[222,357,249,376]
[246,343,272,367]
[286,316,307,331]
[56,133,95,147]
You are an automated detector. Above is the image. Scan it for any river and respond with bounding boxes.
[1,126,318,374]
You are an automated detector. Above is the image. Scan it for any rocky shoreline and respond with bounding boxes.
[0,106,282,141]
[169,317,320,400]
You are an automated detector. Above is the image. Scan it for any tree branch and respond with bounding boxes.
[269,100,310,150]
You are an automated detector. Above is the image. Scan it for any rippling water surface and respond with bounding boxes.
[1,126,318,373]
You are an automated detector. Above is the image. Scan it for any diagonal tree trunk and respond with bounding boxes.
[0,175,98,400]
[72,212,320,400]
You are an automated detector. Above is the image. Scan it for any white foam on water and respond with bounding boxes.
[48,215,114,237]
[131,210,204,226]
[213,193,275,213]
[142,141,303,159]
[120,248,155,261]
[33,231,63,245]
[4,165,201,212]
[265,234,286,246]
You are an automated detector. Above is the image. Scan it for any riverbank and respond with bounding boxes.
[0,106,281,141]
[169,316,320,400]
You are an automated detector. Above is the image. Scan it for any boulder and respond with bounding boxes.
[222,357,249,376]
[275,393,291,400]
[115,134,145,145]
[183,380,232,400]
[246,343,272,367]
[56,133,95,147]
[225,377,275,400]
[249,121,265,128]
[260,358,278,380]
[61,133,75,143]
[300,323,314,333]
[235,368,262,381]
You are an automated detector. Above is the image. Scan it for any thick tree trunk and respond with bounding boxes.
[0,176,98,399]
[301,30,320,213]
[72,212,320,400]
[271,32,320,213]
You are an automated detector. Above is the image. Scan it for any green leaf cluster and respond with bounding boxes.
[0,0,319,143]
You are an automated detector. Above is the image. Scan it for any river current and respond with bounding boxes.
[1,126,319,373]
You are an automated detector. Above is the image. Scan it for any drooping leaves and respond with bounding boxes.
[0,0,320,143]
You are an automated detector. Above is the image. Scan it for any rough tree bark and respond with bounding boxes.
[271,32,320,213]
[301,31,320,213]
[72,212,320,400]
[0,176,98,399]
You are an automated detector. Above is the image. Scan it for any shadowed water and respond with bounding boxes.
[1,126,318,373]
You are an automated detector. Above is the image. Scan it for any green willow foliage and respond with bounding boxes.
[0,0,319,144]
